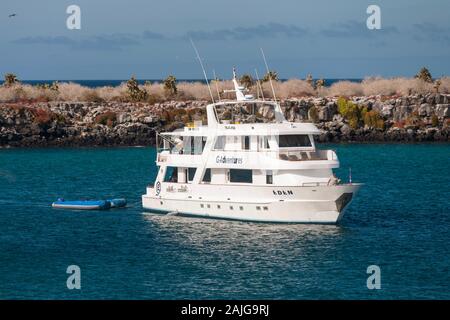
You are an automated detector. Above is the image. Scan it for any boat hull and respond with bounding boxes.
[142,183,361,224]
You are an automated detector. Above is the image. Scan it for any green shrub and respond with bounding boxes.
[337,97,363,129]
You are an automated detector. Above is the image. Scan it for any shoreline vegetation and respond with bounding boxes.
[1,68,449,147]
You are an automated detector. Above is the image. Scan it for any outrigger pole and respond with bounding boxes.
[254,68,265,101]
[260,48,278,104]
[190,38,215,103]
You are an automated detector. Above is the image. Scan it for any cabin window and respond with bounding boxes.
[229,169,253,183]
[259,136,270,149]
[184,136,206,154]
[202,169,211,183]
[183,136,192,154]
[214,136,226,150]
[243,136,250,150]
[266,171,273,184]
[164,166,178,183]
[278,135,312,148]
[188,168,197,181]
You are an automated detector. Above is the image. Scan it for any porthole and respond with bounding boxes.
[256,206,261,210]
[263,206,268,211]
[207,204,211,208]
[230,206,234,210]
[239,206,243,210]
[217,205,221,209]
[200,204,204,208]
[160,201,163,205]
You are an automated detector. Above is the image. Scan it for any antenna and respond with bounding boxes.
[190,38,215,103]
[260,48,277,103]
[213,69,221,101]
[254,68,265,101]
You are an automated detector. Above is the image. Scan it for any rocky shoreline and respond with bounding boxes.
[1,93,449,147]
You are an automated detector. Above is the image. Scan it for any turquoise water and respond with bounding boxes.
[0,144,449,299]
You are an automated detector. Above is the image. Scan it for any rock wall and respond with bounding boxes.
[0,94,449,147]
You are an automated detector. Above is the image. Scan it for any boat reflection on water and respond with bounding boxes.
[141,212,344,254]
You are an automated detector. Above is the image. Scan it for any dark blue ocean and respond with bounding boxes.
[0,144,449,299]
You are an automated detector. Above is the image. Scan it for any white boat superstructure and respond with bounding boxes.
[142,71,361,223]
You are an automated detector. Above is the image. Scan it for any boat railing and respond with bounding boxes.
[278,149,337,161]
[301,181,329,187]
[157,149,337,162]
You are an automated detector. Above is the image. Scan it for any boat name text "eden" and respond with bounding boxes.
[216,155,243,164]
[273,190,294,196]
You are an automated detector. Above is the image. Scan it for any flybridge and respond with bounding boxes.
[223,68,255,101]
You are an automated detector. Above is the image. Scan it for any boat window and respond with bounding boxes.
[164,166,178,183]
[278,135,311,148]
[214,136,226,150]
[188,168,197,181]
[243,136,250,150]
[229,169,253,183]
[266,171,273,184]
[184,136,206,154]
[259,136,270,149]
[202,168,211,183]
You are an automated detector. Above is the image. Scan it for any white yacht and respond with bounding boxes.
[142,70,361,223]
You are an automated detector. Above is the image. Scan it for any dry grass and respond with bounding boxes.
[326,81,364,97]
[438,77,450,94]
[0,77,448,103]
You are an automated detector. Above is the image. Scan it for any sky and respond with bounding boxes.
[0,0,449,80]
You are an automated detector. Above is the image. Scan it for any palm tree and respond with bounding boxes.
[262,70,278,82]
[239,74,254,88]
[3,73,19,87]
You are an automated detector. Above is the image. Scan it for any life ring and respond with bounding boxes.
[155,181,161,196]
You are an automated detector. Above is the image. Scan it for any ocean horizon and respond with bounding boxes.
[0,79,363,88]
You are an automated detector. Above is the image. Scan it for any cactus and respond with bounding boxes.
[415,67,433,83]
[305,74,313,87]
[163,75,177,96]
[127,75,148,102]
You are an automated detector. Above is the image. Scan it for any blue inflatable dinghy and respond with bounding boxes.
[52,199,111,210]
